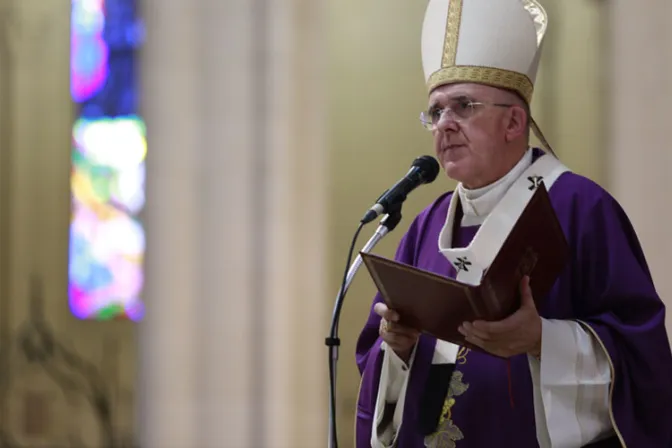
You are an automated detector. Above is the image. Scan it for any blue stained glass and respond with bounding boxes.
[104,0,144,49]
[69,0,146,321]
[76,0,140,117]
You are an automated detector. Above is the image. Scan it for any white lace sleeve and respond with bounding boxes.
[371,343,415,448]
[528,319,614,448]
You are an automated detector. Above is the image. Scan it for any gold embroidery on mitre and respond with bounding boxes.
[441,0,463,67]
[424,347,471,448]
[427,66,534,104]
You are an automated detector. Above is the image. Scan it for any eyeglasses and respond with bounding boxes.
[419,98,513,131]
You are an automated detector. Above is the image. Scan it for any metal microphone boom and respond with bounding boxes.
[326,205,402,448]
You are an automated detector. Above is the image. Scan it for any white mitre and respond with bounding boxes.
[421,0,548,105]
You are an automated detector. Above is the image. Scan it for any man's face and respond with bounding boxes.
[427,83,522,189]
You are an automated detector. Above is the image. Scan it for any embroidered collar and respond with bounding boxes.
[457,149,533,223]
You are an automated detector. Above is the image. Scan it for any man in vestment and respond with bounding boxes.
[354,0,672,447]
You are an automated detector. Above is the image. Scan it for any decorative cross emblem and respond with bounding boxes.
[454,257,472,273]
[527,175,543,191]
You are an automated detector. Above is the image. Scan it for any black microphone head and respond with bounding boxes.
[412,155,441,184]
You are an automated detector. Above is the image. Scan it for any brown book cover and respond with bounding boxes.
[360,183,570,351]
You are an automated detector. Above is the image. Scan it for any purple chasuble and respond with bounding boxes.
[355,149,672,447]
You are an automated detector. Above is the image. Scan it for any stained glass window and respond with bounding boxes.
[69,0,145,321]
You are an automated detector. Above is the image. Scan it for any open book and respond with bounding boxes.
[360,183,570,350]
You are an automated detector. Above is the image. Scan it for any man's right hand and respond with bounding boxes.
[374,302,420,364]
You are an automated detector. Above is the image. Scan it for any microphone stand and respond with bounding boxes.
[326,203,403,448]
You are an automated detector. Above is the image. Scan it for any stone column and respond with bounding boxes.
[606,0,672,333]
[138,1,327,447]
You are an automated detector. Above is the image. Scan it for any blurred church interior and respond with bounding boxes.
[0,0,669,446]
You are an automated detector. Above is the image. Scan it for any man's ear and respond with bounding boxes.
[504,105,528,142]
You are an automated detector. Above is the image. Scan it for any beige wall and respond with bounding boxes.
[531,0,607,180]
[138,0,327,447]
[327,0,607,445]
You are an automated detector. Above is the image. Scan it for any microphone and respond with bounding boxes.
[360,155,441,224]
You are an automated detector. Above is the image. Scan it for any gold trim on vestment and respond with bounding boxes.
[576,320,627,447]
[425,347,470,448]
[427,65,534,104]
[441,0,463,67]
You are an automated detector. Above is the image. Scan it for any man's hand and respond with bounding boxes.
[374,302,420,363]
[458,276,542,358]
